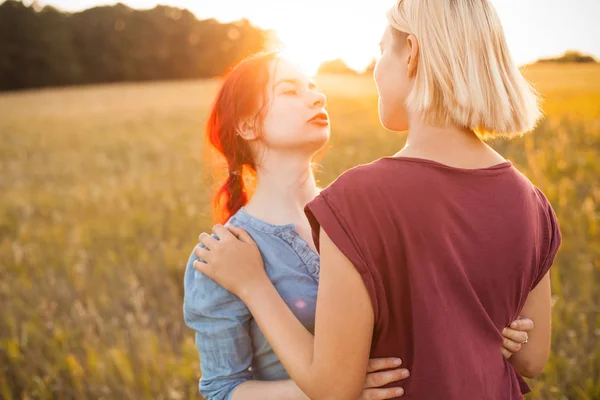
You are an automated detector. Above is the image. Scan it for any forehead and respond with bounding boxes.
[269,58,309,85]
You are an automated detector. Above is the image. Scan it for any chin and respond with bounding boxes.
[300,130,330,152]
[381,119,408,132]
[310,133,330,149]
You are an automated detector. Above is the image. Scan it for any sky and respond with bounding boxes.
[32,0,600,74]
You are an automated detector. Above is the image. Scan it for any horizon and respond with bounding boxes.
[22,0,600,74]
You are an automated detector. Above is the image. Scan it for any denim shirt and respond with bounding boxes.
[183,208,320,400]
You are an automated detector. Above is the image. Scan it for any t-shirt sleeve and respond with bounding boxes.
[304,173,382,322]
[532,188,562,289]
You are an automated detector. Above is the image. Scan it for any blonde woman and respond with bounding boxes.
[192,0,561,398]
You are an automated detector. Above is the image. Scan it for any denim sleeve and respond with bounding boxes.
[183,244,254,400]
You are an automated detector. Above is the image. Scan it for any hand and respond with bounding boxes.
[501,317,534,359]
[192,224,269,300]
[359,357,409,399]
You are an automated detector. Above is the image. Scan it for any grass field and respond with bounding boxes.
[1,63,599,399]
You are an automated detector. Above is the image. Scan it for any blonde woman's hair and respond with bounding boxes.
[387,0,542,138]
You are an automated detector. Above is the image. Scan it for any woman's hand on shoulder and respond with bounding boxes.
[193,224,269,300]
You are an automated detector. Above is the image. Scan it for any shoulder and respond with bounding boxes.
[183,243,249,323]
[509,169,562,268]
[531,186,562,248]
[183,213,274,321]
[319,158,393,199]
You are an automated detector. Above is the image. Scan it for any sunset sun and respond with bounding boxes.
[252,3,388,76]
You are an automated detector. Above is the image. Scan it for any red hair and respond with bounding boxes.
[206,51,280,224]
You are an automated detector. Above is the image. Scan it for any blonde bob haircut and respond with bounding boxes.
[387,0,542,138]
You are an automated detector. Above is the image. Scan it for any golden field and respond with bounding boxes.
[0,63,599,399]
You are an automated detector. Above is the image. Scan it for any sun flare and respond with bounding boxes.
[263,6,387,77]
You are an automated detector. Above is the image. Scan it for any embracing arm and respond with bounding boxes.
[235,227,378,400]
[231,381,309,400]
[508,191,561,378]
[187,237,413,400]
[507,272,552,378]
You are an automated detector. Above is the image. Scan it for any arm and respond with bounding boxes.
[231,381,309,400]
[506,272,552,378]
[203,227,378,400]
[232,359,410,400]
[506,189,561,378]
[189,240,410,400]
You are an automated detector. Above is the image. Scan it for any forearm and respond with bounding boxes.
[231,380,310,400]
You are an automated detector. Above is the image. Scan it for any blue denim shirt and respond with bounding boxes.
[183,208,320,400]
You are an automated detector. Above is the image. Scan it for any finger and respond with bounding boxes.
[193,245,211,262]
[365,369,409,389]
[228,225,254,244]
[510,318,534,331]
[501,347,513,360]
[192,259,211,276]
[360,387,405,399]
[198,232,219,251]
[502,336,522,354]
[502,328,528,344]
[213,224,234,242]
[367,358,403,372]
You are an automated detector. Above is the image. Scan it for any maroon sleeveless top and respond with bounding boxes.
[305,157,561,399]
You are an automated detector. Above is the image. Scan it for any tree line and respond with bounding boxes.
[0,0,278,91]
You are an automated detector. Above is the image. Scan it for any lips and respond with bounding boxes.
[308,112,329,124]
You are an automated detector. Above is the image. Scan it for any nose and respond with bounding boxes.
[309,90,326,108]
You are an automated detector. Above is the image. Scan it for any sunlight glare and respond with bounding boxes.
[266,4,388,76]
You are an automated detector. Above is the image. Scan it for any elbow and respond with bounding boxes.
[519,364,546,379]
[515,358,548,379]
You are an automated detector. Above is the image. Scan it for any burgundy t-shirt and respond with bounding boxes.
[305,157,562,400]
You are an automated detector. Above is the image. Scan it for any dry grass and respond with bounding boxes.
[1,64,599,399]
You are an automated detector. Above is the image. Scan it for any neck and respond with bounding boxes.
[395,112,501,166]
[244,151,319,225]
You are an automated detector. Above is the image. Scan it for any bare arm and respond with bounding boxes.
[231,380,309,400]
[195,225,383,400]
[193,227,409,400]
[238,227,375,400]
[507,272,552,378]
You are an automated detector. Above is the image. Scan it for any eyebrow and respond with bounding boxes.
[274,78,317,90]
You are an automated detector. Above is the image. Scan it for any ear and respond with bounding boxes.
[406,34,419,78]
[237,118,259,141]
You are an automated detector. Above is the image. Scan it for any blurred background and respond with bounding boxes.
[0,0,599,398]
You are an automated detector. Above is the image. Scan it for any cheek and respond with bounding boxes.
[376,56,405,102]
[262,101,287,132]
[261,101,304,142]
[375,56,410,130]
